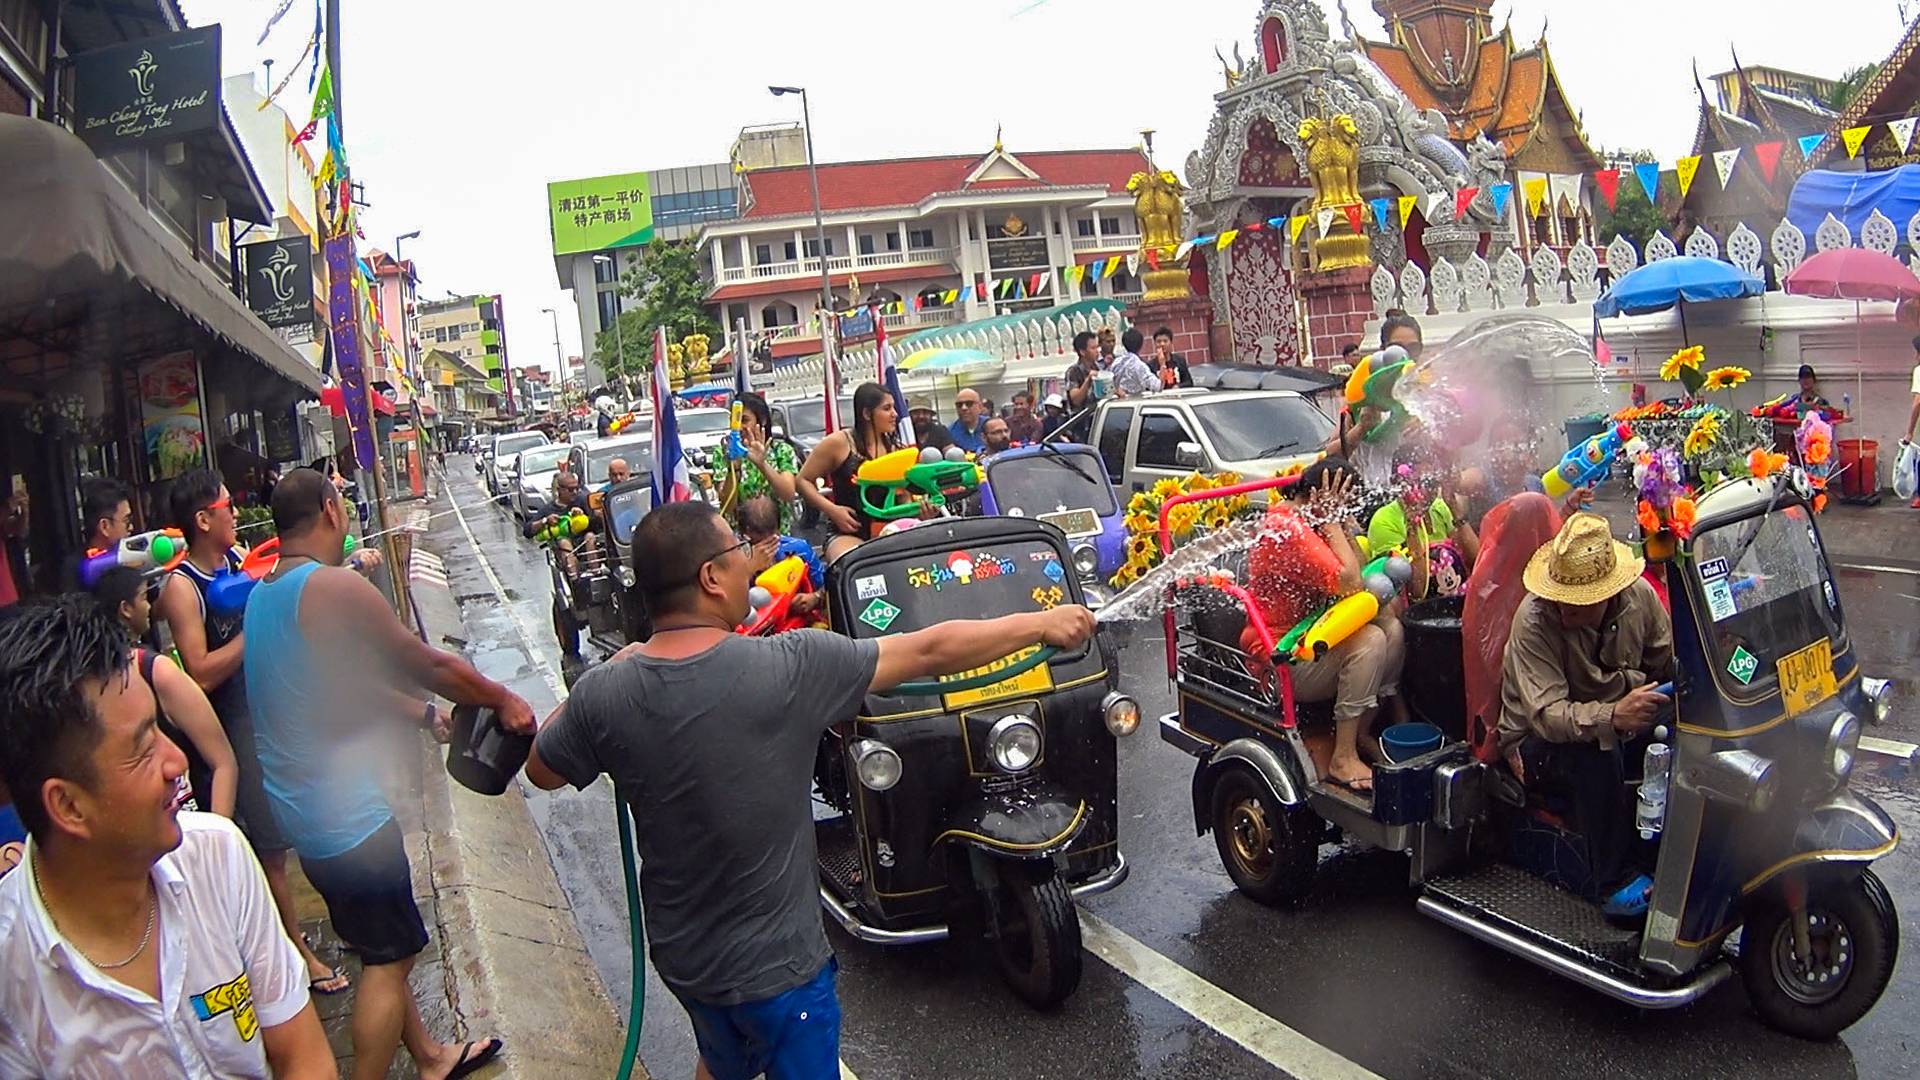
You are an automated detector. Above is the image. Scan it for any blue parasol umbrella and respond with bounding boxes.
[1594,256,1765,343]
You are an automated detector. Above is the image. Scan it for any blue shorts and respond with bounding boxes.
[675,958,840,1080]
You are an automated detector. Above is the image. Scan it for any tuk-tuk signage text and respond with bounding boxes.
[1778,638,1837,716]
[941,645,1054,710]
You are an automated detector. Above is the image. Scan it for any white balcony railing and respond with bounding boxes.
[718,246,959,285]
[757,305,961,345]
[1071,233,1141,252]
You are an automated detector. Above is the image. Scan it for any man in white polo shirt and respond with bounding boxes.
[0,598,333,1078]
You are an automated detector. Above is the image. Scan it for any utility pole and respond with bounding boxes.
[327,0,405,617]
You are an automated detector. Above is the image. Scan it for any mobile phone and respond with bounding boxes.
[9,476,23,500]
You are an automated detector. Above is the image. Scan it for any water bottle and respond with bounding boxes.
[1636,742,1671,840]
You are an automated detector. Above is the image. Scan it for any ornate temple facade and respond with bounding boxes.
[1686,59,1837,235]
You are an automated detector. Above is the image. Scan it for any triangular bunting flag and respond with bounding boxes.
[911,294,923,310]
[1125,253,1140,277]
[1842,125,1872,159]
[1425,191,1449,221]
[1711,148,1739,189]
[1012,279,1025,300]
[944,289,958,303]
[1593,169,1621,210]
[1894,117,1919,154]
[1243,221,1265,233]
[294,119,319,146]
[1289,215,1308,243]
[1549,173,1583,215]
[1797,133,1824,160]
[1397,195,1417,228]
[1144,248,1160,270]
[1454,186,1480,220]
[1103,257,1121,280]
[1343,203,1364,235]
[1267,216,1287,230]
[1029,272,1043,294]
[1370,197,1391,232]
[1633,162,1661,202]
[1674,155,1701,198]
[960,284,974,302]
[1216,229,1238,250]
[1753,141,1784,182]
[1489,182,1514,216]
[1521,174,1548,216]
[1174,240,1195,261]
[310,64,335,122]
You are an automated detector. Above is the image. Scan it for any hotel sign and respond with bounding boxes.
[240,237,316,329]
[71,27,222,154]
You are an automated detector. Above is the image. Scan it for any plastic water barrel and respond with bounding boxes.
[1837,438,1878,498]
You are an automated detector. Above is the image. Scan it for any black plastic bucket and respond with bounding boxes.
[445,704,532,796]
[1402,595,1466,741]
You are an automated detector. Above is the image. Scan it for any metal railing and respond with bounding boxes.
[1071,234,1141,252]
[717,246,959,284]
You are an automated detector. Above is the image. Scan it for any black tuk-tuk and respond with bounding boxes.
[816,515,1136,1007]
[1155,474,1900,1039]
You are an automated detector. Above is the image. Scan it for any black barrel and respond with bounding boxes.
[1401,595,1466,741]
[445,704,532,796]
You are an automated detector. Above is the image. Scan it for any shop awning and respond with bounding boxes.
[0,116,321,394]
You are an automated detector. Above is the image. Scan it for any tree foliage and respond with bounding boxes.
[1825,63,1880,112]
[1599,182,1669,249]
[589,241,721,381]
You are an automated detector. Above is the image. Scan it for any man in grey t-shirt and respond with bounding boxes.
[527,501,1093,1080]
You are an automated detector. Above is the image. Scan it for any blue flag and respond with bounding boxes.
[1370,198,1391,232]
[1633,162,1662,202]
[1797,133,1825,160]
[1489,183,1513,217]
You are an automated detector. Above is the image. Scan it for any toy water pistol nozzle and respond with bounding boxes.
[78,529,187,589]
[725,400,748,461]
[1542,423,1632,499]
[535,511,592,543]
[854,446,982,521]
[205,534,361,618]
[607,412,639,435]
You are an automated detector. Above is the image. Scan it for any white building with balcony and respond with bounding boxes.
[700,140,1150,362]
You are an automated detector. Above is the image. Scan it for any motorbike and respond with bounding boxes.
[1153,474,1901,1039]
[976,443,1124,610]
[546,476,657,668]
[816,515,1136,1007]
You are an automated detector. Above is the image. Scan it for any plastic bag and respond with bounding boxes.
[1895,440,1919,501]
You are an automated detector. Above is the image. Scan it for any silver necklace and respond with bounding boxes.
[32,859,157,970]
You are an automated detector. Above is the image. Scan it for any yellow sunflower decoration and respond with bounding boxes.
[1167,503,1201,537]
[1683,414,1720,458]
[1149,477,1184,502]
[1702,365,1750,391]
[1123,509,1157,534]
[1660,345,1705,382]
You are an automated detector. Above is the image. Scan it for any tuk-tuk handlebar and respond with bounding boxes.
[881,645,1061,698]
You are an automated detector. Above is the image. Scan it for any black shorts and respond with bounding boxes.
[299,818,428,966]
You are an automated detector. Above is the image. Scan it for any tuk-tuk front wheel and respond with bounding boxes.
[1210,766,1318,907]
[1739,869,1898,1040]
[989,860,1083,1009]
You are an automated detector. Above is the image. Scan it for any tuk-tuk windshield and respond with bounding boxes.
[842,538,1076,641]
[584,443,652,484]
[607,484,654,544]
[985,451,1117,519]
[1691,503,1843,695]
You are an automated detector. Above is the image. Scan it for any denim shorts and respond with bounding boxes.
[674,958,840,1080]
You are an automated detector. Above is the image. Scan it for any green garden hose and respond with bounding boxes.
[614,785,645,1080]
[882,645,1059,697]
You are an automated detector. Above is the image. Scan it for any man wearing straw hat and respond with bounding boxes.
[1499,513,1672,917]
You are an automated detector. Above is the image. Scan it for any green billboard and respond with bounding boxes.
[548,171,654,256]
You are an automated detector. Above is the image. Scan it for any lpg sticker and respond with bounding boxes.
[855,574,888,600]
[1044,560,1066,582]
[858,598,901,632]
[1726,645,1759,685]
[1704,577,1737,621]
[1697,557,1730,582]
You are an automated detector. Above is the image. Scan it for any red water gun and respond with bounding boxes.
[735,555,820,636]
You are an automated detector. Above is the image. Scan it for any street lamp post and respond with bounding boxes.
[769,86,834,334]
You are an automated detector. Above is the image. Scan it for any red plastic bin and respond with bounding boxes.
[1837,438,1878,498]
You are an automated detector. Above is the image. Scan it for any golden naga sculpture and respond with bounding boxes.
[666,341,686,391]
[1297,114,1371,271]
[1128,169,1193,301]
[682,333,711,382]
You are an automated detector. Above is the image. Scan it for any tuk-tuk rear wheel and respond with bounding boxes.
[1210,766,1317,907]
[989,860,1083,1009]
[1739,869,1898,1040]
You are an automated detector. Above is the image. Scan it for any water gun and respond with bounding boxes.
[535,510,592,543]
[205,535,362,618]
[1343,345,1413,444]
[736,555,820,636]
[1272,554,1413,660]
[607,412,639,435]
[78,529,187,589]
[724,401,748,461]
[1542,422,1631,499]
[855,446,982,522]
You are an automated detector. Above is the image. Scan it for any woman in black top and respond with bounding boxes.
[799,382,903,561]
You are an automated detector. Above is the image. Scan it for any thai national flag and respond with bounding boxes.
[874,310,914,449]
[650,326,690,506]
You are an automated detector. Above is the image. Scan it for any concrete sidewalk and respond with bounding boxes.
[287,505,630,1079]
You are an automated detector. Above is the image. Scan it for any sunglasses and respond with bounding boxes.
[200,495,231,513]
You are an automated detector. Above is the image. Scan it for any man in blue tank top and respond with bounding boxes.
[245,468,534,1080]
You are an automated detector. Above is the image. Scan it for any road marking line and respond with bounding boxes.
[1836,562,1920,577]
[443,472,869,1080]
[1080,912,1382,1080]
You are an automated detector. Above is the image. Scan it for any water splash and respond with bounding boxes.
[1096,519,1262,624]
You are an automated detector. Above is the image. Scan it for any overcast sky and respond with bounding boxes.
[184,0,1898,376]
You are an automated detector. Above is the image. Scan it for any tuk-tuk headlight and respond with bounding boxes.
[1072,544,1099,579]
[850,739,902,791]
[987,716,1042,774]
[1826,712,1861,787]
[1102,692,1140,737]
[1862,678,1893,724]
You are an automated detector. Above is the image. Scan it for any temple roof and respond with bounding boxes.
[1809,14,1920,169]
[1692,60,1835,156]
[1361,8,1600,171]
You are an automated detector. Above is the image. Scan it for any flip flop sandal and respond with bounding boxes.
[1324,774,1374,795]
[308,967,351,996]
[446,1038,504,1080]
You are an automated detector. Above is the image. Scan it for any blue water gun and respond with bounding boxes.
[1542,423,1631,499]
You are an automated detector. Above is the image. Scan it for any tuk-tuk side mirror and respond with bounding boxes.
[1175,441,1204,469]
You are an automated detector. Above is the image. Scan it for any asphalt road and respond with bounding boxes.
[426,459,1920,1080]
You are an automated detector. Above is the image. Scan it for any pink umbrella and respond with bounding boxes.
[1782,249,1920,469]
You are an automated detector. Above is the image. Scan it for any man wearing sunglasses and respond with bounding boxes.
[523,468,603,674]
[526,501,1095,1080]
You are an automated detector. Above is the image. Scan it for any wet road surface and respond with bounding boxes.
[426,460,1920,1080]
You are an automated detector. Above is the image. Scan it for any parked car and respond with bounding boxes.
[675,407,734,467]
[486,429,549,499]
[509,442,574,521]
[1070,389,1333,497]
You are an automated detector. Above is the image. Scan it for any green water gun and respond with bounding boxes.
[535,510,592,543]
[854,446,982,522]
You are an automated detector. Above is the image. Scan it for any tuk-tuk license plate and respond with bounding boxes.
[941,645,1055,711]
[1038,508,1100,538]
[1777,638,1837,718]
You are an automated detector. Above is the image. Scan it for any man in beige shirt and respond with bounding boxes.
[1499,513,1672,916]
